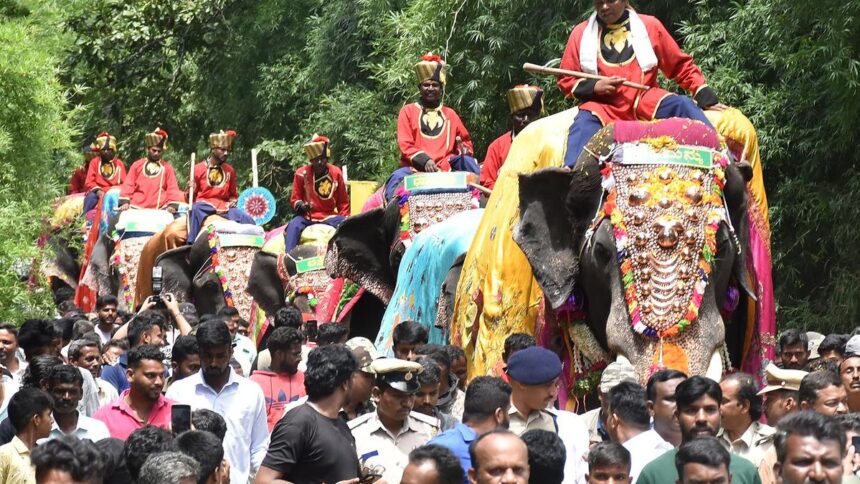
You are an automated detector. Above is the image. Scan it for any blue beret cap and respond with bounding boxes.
[505,347,562,385]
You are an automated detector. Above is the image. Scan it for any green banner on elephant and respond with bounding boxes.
[296,255,326,274]
[618,143,714,169]
[404,172,476,192]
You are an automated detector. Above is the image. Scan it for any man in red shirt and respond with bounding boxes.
[284,134,349,251]
[559,0,726,167]
[250,327,306,431]
[82,133,127,213]
[384,53,479,201]
[67,144,96,196]
[118,127,185,212]
[479,85,544,190]
[187,130,255,243]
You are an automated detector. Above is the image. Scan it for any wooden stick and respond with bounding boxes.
[523,62,650,91]
[469,183,492,196]
[251,148,259,188]
[188,152,196,206]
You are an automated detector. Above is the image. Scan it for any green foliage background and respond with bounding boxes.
[3,0,859,332]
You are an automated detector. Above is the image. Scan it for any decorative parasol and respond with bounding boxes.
[238,148,277,225]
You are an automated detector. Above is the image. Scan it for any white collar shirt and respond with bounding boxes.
[165,369,269,483]
[38,411,111,444]
[623,429,674,484]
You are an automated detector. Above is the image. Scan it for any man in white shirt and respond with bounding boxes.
[166,321,268,484]
[93,295,119,345]
[0,325,27,384]
[217,307,256,375]
[39,364,109,443]
[605,380,673,483]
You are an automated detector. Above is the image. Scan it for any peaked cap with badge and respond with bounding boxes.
[370,358,423,394]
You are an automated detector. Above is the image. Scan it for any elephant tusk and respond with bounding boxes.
[705,350,723,381]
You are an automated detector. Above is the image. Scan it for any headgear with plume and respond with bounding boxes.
[414,53,447,85]
[209,130,237,150]
[144,127,169,149]
[303,134,331,160]
[93,132,117,152]
[506,85,544,114]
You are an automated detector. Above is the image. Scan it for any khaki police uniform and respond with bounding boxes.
[719,421,775,468]
[349,410,439,483]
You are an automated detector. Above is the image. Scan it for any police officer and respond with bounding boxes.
[349,358,440,483]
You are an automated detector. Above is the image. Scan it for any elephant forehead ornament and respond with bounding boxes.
[398,173,480,241]
[599,140,728,340]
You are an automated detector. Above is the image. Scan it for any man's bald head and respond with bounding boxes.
[468,430,529,483]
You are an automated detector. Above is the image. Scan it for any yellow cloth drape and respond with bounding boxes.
[450,108,579,379]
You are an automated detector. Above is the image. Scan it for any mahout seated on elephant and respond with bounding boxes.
[450,107,774,403]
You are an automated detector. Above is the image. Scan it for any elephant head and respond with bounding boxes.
[515,121,754,382]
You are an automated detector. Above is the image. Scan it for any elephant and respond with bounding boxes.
[246,242,386,342]
[153,220,265,319]
[513,117,757,383]
[37,194,86,305]
[324,176,482,352]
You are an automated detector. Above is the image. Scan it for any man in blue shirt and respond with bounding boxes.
[100,311,166,393]
[427,376,511,481]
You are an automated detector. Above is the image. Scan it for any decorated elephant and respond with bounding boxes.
[153,219,265,319]
[36,194,86,305]
[325,172,482,351]
[451,108,774,404]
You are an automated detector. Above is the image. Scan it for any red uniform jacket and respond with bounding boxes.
[558,13,711,124]
[68,167,87,195]
[119,158,185,209]
[84,157,127,192]
[397,103,474,171]
[479,131,513,190]
[192,160,238,212]
[290,164,350,221]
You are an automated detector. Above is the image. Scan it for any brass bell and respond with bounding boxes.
[690,171,705,182]
[640,267,652,281]
[686,208,699,223]
[641,303,652,314]
[625,173,637,183]
[658,168,674,183]
[655,219,684,249]
[658,198,672,209]
[635,233,648,247]
[633,211,646,225]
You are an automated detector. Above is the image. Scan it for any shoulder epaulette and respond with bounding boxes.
[410,411,441,429]
[348,412,374,430]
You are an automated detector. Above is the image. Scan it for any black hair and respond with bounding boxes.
[720,372,763,421]
[521,429,566,484]
[316,323,349,346]
[304,344,358,401]
[123,425,176,481]
[392,321,428,346]
[237,318,249,329]
[468,430,520,473]
[587,442,631,472]
[103,338,129,354]
[775,411,846,462]
[503,333,536,362]
[97,438,132,484]
[0,323,18,337]
[442,345,466,363]
[836,413,860,434]
[804,358,840,373]
[18,319,58,357]
[217,306,239,318]
[268,327,304,354]
[22,355,62,389]
[799,369,843,406]
[408,445,465,484]
[819,334,848,357]
[645,369,687,401]
[32,435,104,483]
[53,317,76,343]
[171,335,199,364]
[779,328,809,352]
[418,357,442,386]
[175,430,225,484]
[8,387,53,433]
[68,338,100,361]
[96,295,119,310]
[416,344,451,370]
[274,305,304,330]
[127,344,166,370]
[128,311,166,347]
[192,409,228,441]
[675,376,722,411]
[675,437,731,480]
[47,364,83,389]
[196,320,232,350]
[462,376,512,424]
[71,319,95,341]
[607,380,650,429]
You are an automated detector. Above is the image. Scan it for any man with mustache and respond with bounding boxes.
[166,321,268,484]
[840,336,860,412]
[637,376,761,484]
[40,365,109,443]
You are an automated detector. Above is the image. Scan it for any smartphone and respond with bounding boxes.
[151,266,163,302]
[171,404,191,434]
[852,435,860,451]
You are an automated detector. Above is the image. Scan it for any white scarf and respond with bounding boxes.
[579,8,658,75]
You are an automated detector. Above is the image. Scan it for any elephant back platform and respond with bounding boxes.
[113,209,176,311]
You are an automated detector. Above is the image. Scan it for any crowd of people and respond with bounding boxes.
[0,296,857,484]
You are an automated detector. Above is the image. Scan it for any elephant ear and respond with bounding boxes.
[724,161,756,301]
[247,251,285,316]
[326,200,402,303]
[514,169,579,309]
[154,246,193,303]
